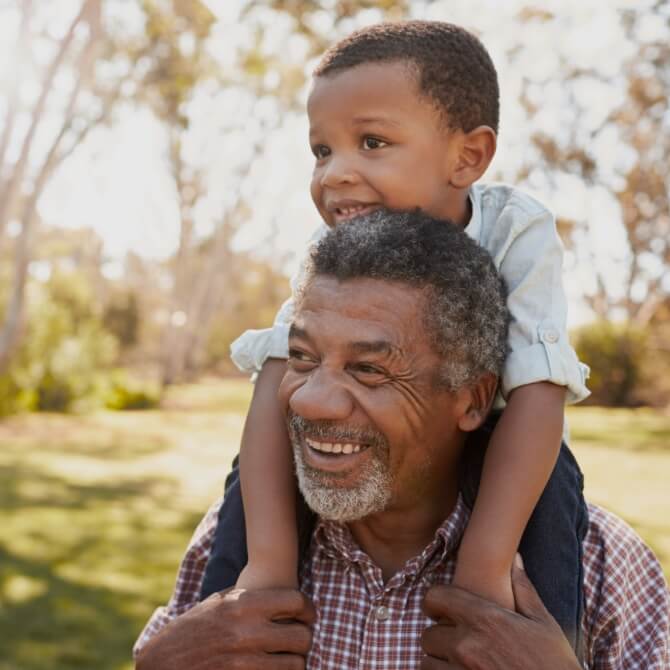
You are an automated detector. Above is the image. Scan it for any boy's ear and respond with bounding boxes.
[456,372,498,432]
[448,126,497,190]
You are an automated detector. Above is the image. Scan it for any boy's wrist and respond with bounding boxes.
[457,541,515,575]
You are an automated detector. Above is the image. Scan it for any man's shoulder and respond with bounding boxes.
[583,502,664,575]
[582,503,669,668]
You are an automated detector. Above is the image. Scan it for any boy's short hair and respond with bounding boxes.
[314,20,499,134]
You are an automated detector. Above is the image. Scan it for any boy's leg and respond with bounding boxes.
[199,457,317,600]
[460,414,588,654]
[199,456,247,599]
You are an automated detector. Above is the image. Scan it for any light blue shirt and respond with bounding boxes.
[231,183,590,408]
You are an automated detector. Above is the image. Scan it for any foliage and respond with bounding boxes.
[205,260,289,372]
[103,291,141,351]
[0,272,118,415]
[104,371,160,410]
[574,321,648,407]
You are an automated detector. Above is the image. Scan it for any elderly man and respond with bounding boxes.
[135,211,669,669]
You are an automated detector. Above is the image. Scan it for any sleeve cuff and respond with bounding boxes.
[230,323,290,374]
[502,341,590,405]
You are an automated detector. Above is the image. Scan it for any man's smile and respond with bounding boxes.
[305,437,367,454]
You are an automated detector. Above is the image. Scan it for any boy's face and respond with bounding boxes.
[307,61,464,227]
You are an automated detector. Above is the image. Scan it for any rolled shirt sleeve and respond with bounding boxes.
[496,211,590,404]
[230,224,328,375]
[469,185,590,405]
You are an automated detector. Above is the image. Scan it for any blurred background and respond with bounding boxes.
[0,0,668,668]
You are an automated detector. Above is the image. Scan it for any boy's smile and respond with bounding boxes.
[307,61,470,228]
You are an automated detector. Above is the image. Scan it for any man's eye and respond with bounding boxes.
[311,144,330,160]
[353,363,383,376]
[288,349,316,368]
[362,136,387,150]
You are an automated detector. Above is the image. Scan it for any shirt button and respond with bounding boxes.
[543,328,559,344]
[375,605,391,621]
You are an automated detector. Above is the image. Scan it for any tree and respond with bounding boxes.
[515,2,670,327]
[0,0,111,371]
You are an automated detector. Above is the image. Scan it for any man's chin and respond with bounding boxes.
[299,482,386,522]
[294,448,392,522]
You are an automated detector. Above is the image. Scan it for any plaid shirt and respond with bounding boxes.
[134,498,669,668]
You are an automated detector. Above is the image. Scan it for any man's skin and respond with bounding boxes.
[136,276,581,670]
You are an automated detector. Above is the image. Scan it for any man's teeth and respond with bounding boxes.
[306,438,362,454]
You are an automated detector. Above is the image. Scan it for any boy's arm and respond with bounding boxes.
[237,358,298,588]
[454,201,578,607]
[230,226,328,590]
[454,382,565,607]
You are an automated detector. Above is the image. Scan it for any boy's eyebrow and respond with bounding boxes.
[351,115,402,128]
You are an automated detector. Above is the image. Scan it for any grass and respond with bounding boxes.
[0,379,668,669]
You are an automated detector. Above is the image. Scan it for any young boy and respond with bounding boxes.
[200,20,590,651]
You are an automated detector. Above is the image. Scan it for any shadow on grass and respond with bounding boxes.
[0,462,176,512]
[0,545,143,670]
[0,423,171,461]
[0,463,205,670]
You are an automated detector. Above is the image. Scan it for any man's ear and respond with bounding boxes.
[448,126,497,190]
[456,373,498,432]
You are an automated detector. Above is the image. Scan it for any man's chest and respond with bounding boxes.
[301,553,455,670]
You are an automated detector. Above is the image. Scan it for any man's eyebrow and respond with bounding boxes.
[288,324,309,340]
[348,340,399,356]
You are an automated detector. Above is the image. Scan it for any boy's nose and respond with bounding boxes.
[288,368,354,422]
[319,154,359,188]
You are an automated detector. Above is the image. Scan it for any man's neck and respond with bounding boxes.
[347,483,459,582]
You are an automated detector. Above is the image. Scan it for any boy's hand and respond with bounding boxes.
[136,587,315,670]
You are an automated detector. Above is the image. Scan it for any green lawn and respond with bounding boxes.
[0,379,668,670]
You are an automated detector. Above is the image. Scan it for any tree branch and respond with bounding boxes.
[0,0,94,239]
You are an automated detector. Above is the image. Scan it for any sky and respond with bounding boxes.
[1,0,666,326]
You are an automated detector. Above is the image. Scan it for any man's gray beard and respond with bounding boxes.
[289,414,393,523]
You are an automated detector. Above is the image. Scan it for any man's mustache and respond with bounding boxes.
[287,411,388,450]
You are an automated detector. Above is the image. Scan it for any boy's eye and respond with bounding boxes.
[362,136,387,151]
[312,144,330,160]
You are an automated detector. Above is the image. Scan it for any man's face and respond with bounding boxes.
[279,275,468,522]
[307,61,462,228]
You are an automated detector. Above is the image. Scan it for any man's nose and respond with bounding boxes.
[319,153,359,188]
[289,368,354,422]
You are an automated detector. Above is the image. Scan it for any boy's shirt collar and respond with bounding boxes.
[463,186,483,243]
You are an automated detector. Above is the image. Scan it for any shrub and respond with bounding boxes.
[0,274,119,415]
[573,320,648,407]
[104,372,160,411]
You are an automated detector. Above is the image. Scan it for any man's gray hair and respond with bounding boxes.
[300,209,509,390]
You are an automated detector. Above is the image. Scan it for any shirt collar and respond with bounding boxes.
[464,186,482,244]
[312,495,470,579]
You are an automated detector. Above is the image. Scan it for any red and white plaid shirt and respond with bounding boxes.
[134,498,669,669]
